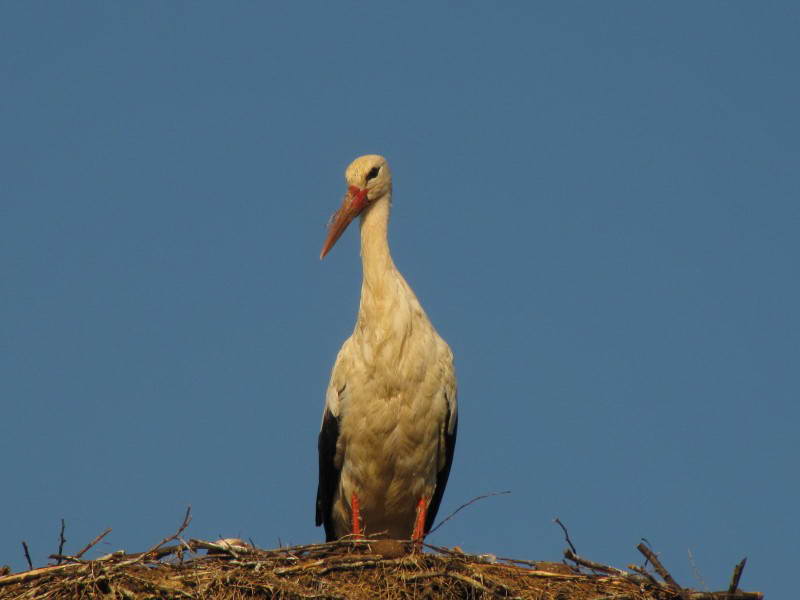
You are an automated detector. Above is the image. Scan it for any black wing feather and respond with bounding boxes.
[424,400,458,534]
[315,407,341,542]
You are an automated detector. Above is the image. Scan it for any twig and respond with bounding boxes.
[728,557,747,594]
[640,537,652,567]
[424,543,530,571]
[120,572,196,599]
[554,517,577,555]
[422,542,468,557]
[316,558,383,576]
[56,519,66,565]
[273,556,417,577]
[47,554,86,564]
[191,538,330,558]
[462,566,515,596]
[444,571,493,595]
[636,542,687,598]
[194,539,258,558]
[189,537,372,560]
[688,548,707,591]
[75,528,112,559]
[628,563,663,587]
[564,549,626,577]
[321,555,419,575]
[142,506,192,557]
[177,537,194,556]
[427,490,510,535]
[214,538,241,559]
[21,542,32,570]
[401,569,444,582]
[687,594,762,600]
[103,543,186,563]
[401,568,499,595]
[561,549,653,588]
[524,570,588,580]
[0,563,83,588]
[496,556,538,568]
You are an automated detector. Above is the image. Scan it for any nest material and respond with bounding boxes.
[0,538,764,600]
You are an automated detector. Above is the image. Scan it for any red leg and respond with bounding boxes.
[412,497,428,542]
[351,493,362,538]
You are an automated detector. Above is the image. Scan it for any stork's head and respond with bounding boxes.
[320,154,391,259]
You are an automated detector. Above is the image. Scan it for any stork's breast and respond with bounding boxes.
[340,382,443,501]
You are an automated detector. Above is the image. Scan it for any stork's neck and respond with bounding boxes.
[359,192,396,289]
[355,191,427,349]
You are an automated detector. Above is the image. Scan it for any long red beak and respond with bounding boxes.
[320,185,369,259]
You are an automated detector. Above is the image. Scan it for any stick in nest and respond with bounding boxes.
[56,519,66,565]
[636,542,688,599]
[628,563,662,587]
[398,569,496,595]
[640,537,653,567]
[728,557,747,594]
[21,542,32,571]
[564,549,625,577]
[75,528,112,559]
[142,506,192,558]
[554,517,578,555]
[427,490,510,535]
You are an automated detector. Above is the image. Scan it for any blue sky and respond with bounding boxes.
[2,2,798,597]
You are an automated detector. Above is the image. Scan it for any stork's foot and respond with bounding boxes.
[350,493,363,539]
[411,497,428,548]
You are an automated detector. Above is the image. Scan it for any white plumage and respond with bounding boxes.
[316,155,458,541]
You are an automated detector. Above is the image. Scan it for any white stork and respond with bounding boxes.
[316,155,458,542]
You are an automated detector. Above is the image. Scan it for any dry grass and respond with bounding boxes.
[0,537,764,600]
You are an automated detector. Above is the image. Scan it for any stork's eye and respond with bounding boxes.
[366,167,380,182]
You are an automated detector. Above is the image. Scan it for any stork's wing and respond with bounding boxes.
[315,402,340,541]
[425,392,458,534]
[424,350,458,535]
[316,341,352,541]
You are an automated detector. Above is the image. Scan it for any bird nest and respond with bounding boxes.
[0,537,764,600]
